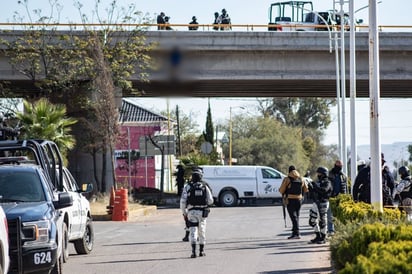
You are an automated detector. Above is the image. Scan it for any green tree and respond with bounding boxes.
[161,107,200,156]
[257,97,335,130]
[220,115,310,172]
[16,98,77,161]
[257,97,338,172]
[203,100,214,147]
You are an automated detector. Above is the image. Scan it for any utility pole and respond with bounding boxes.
[369,0,383,212]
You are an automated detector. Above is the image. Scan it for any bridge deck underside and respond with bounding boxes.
[134,79,412,98]
[7,79,412,98]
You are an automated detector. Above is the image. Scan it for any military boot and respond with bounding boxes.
[191,244,197,258]
[316,233,326,244]
[182,231,189,242]
[310,232,321,243]
[199,244,205,257]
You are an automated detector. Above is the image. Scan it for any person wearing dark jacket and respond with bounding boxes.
[308,167,332,244]
[279,165,308,239]
[352,153,394,206]
[327,160,347,235]
[188,16,199,30]
[392,166,412,221]
[157,12,165,30]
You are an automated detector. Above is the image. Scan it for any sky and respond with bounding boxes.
[1,0,412,146]
[1,0,409,27]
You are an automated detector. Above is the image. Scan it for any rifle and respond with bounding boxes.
[282,194,287,228]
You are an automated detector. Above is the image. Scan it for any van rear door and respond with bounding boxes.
[256,167,283,199]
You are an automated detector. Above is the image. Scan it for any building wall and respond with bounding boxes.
[115,123,175,192]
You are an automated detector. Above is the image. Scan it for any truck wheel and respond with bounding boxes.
[62,222,69,263]
[219,190,238,207]
[74,217,94,254]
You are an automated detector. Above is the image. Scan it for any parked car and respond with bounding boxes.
[0,206,9,274]
[59,166,94,262]
[201,165,285,207]
[0,163,72,273]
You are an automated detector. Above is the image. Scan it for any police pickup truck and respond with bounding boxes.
[0,139,93,273]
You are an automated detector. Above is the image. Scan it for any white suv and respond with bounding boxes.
[60,167,94,262]
[0,206,9,274]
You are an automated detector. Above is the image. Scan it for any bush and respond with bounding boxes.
[340,240,412,273]
[330,194,410,271]
[330,194,404,225]
[332,223,412,270]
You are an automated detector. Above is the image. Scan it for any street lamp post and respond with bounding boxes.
[349,0,357,188]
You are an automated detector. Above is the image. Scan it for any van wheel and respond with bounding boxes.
[219,190,237,207]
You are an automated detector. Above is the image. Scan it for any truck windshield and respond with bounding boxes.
[0,171,46,202]
[269,1,314,23]
[261,168,282,179]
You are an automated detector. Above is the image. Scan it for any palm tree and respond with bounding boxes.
[16,98,77,160]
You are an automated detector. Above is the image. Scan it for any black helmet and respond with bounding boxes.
[191,167,203,182]
[398,166,410,179]
[316,166,328,177]
[192,16,197,21]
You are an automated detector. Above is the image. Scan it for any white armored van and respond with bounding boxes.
[201,165,286,207]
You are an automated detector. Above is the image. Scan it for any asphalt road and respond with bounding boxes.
[64,203,333,274]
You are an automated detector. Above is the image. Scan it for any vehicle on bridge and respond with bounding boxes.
[267,1,352,31]
[268,1,314,31]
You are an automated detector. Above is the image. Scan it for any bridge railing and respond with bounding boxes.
[0,23,411,32]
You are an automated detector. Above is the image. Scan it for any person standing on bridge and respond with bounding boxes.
[188,16,199,30]
[164,16,173,30]
[218,9,231,30]
[212,12,220,30]
[180,167,214,258]
[157,12,165,30]
[279,165,308,239]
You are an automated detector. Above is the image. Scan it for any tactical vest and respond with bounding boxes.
[187,182,207,206]
[287,177,302,196]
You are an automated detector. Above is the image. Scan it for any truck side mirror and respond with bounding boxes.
[81,183,93,193]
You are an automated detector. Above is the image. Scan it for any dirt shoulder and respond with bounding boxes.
[90,192,179,221]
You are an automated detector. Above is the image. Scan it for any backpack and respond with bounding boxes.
[287,177,303,196]
[187,182,207,206]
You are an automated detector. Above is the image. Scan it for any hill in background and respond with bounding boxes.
[356,142,411,172]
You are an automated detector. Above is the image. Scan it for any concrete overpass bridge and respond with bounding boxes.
[1,30,412,98]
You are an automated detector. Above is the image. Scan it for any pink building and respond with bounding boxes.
[115,98,173,191]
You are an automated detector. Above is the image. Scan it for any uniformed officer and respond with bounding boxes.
[180,167,213,258]
[308,167,333,244]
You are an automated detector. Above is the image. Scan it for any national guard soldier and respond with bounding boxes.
[308,167,333,244]
[393,166,412,221]
[180,167,214,258]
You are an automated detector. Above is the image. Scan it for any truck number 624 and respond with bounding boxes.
[34,252,52,264]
